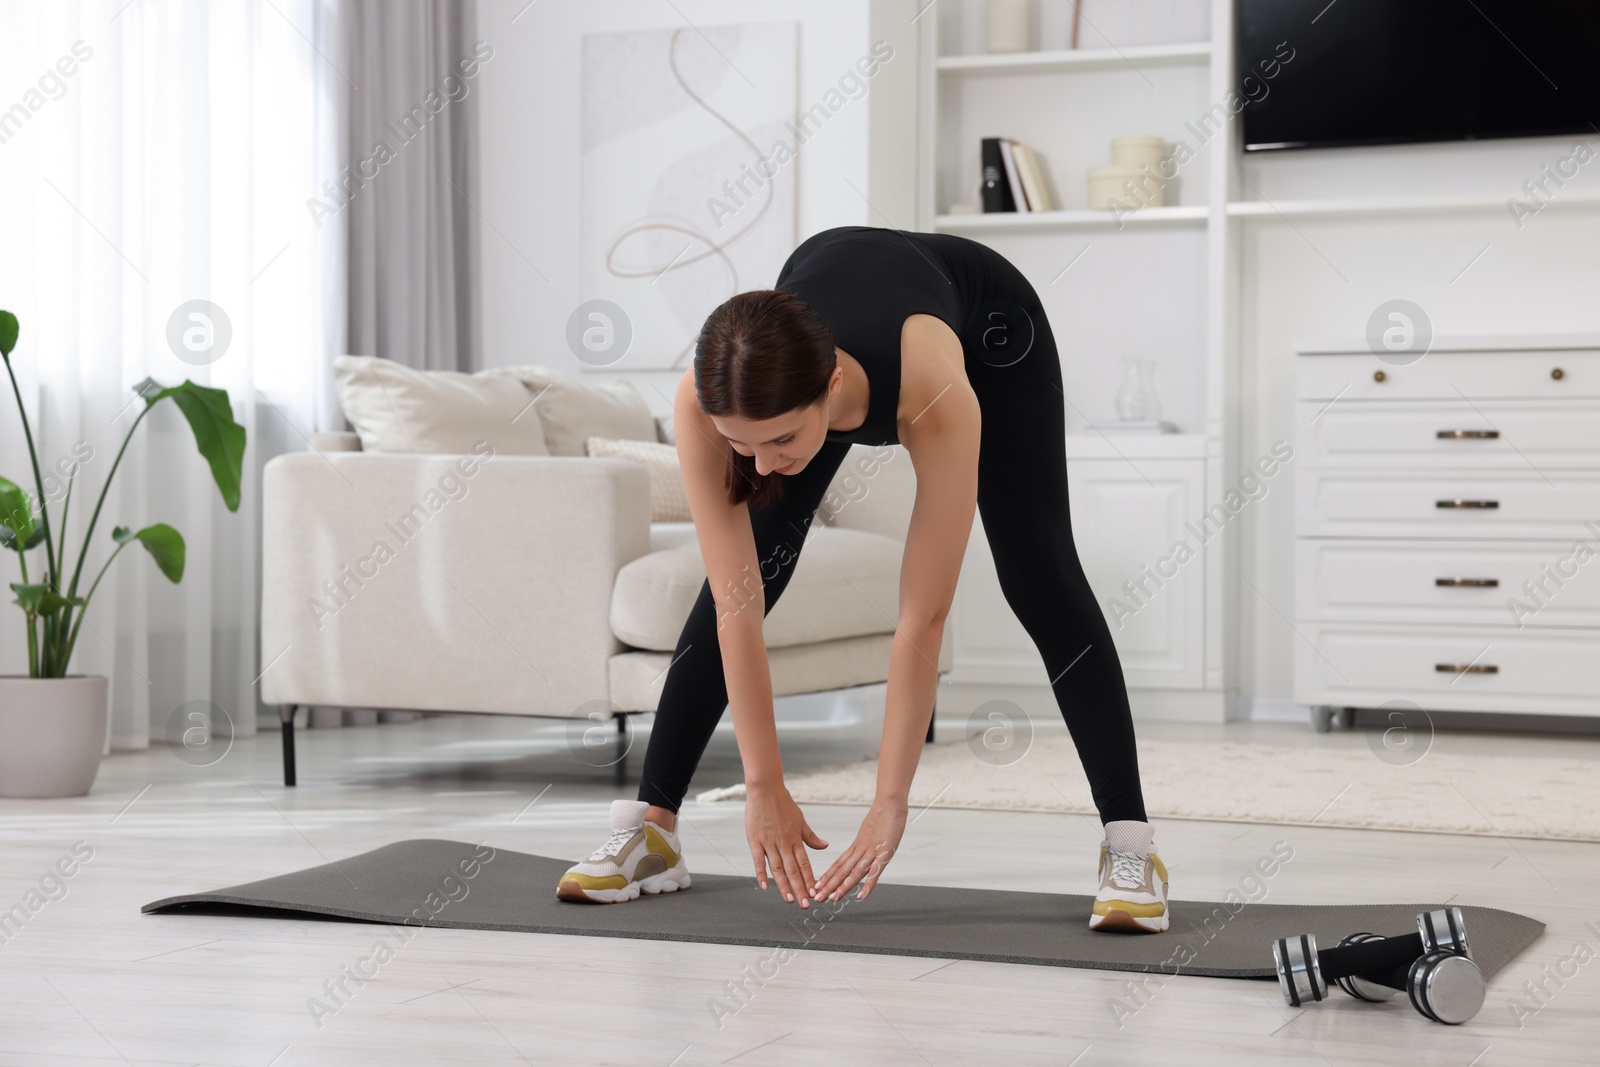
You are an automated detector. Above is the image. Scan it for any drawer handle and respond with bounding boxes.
[1436,663,1499,674]
[1436,499,1499,509]
[1436,429,1499,440]
[1435,577,1499,587]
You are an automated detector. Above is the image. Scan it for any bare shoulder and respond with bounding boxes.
[674,366,697,409]
[672,368,722,465]
[673,368,714,438]
[897,314,978,445]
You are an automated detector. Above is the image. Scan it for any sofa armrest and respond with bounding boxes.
[261,451,651,717]
[312,431,363,452]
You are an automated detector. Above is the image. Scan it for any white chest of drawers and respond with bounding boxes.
[1293,337,1600,729]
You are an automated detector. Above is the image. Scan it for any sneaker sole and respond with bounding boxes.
[556,865,692,904]
[1089,906,1169,933]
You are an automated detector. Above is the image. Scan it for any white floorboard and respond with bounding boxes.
[0,712,1593,1066]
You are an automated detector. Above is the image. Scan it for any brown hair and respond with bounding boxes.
[693,289,836,509]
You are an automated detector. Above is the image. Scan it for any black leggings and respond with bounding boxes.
[636,262,1148,825]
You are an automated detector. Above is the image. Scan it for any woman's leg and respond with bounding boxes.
[964,279,1148,826]
[635,439,855,819]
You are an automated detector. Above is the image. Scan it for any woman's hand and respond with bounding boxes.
[811,798,908,903]
[745,782,829,908]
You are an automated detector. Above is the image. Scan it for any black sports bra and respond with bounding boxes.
[773,226,985,447]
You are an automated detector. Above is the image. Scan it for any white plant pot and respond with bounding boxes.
[0,675,109,798]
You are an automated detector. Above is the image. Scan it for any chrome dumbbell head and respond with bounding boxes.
[1332,933,1399,1002]
[1407,949,1486,1025]
[1417,906,1472,962]
[1272,934,1327,1006]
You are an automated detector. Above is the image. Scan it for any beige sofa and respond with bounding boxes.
[260,421,951,785]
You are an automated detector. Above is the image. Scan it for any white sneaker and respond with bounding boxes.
[557,799,692,903]
[1090,819,1169,933]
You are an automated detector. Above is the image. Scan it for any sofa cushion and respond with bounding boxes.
[586,436,692,522]
[610,525,903,651]
[496,365,656,456]
[331,355,551,456]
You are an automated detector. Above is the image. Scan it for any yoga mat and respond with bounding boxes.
[142,839,1544,980]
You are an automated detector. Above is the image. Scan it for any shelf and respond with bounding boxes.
[937,41,1211,77]
[934,205,1208,232]
[1226,189,1600,221]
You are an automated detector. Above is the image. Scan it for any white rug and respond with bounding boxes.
[745,737,1599,843]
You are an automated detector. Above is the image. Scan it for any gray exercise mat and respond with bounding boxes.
[142,839,1544,980]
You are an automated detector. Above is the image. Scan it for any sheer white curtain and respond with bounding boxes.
[0,0,344,748]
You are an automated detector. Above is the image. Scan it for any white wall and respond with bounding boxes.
[1237,135,1600,711]
[474,0,918,415]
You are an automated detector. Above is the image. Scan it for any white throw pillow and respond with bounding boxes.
[586,436,692,522]
[496,365,656,456]
[332,355,550,455]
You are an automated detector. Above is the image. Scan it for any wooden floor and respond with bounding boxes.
[0,709,1594,1066]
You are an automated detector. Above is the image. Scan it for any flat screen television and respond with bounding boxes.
[1238,0,1600,152]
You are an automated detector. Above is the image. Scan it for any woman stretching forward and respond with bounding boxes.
[557,225,1168,933]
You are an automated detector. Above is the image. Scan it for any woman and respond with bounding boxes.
[557,225,1168,933]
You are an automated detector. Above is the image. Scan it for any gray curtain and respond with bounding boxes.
[342,0,481,372]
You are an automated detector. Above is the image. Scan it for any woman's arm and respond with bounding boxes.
[877,367,981,805]
[813,315,981,901]
[671,370,783,782]
[671,370,827,905]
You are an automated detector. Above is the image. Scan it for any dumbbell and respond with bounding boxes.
[1332,908,1474,1002]
[1271,907,1484,1025]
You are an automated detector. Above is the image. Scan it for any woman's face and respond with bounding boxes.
[709,366,842,477]
[711,399,828,476]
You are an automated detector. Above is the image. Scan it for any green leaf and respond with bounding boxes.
[0,476,35,547]
[142,381,246,512]
[10,582,82,615]
[0,525,44,550]
[114,523,185,583]
[0,310,17,357]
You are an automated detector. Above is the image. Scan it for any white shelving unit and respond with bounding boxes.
[934,204,1208,232]
[913,2,1600,727]
[917,2,1240,721]
[905,0,1600,728]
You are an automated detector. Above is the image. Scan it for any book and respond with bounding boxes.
[1012,141,1054,212]
[998,138,1029,212]
[980,137,1016,212]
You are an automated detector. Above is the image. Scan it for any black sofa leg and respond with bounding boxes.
[613,713,628,787]
[925,706,936,745]
[280,704,298,787]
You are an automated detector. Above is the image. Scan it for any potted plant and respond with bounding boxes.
[0,309,246,797]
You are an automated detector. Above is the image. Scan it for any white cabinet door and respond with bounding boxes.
[1067,460,1206,688]
[951,457,1205,691]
